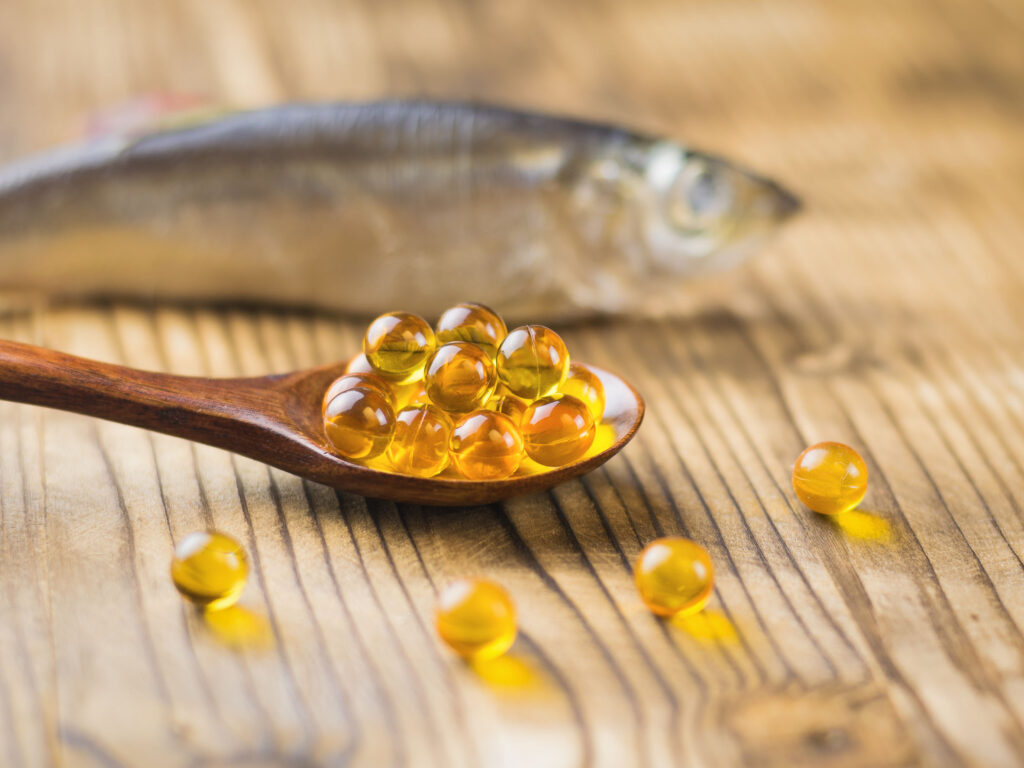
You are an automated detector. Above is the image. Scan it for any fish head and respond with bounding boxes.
[625,139,800,276]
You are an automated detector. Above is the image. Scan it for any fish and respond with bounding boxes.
[0,100,799,320]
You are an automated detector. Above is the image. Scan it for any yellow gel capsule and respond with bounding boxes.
[634,537,714,618]
[345,353,375,375]
[450,410,524,480]
[521,394,595,467]
[323,387,395,460]
[435,579,517,660]
[496,325,569,400]
[425,342,497,413]
[322,372,393,414]
[559,362,605,422]
[393,380,429,409]
[171,531,248,611]
[485,387,528,426]
[387,405,452,478]
[364,311,436,383]
[792,441,869,515]
[435,302,508,358]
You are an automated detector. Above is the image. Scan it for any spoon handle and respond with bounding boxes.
[0,338,274,445]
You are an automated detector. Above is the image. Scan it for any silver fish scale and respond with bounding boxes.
[0,101,798,321]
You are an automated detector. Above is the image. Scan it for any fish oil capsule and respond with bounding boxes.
[559,362,605,422]
[322,372,393,414]
[435,579,517,660]
[171,531,248,611]
[485,387,528,426]
[521,394,595,466]
[425,342,497,413]
[435,302,507,358]
[634,537,714,618]
[323,387,395,460]
[364,311,436,384]
[450,410,524,480]
[792,441,868,515]
[393,380,429,409]
[496,324,570,399]
[345,353,375,375]
[387,405,452,478]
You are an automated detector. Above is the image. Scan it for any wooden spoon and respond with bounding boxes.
[0,339,644,506]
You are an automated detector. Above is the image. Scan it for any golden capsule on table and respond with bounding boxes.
[364,311,436,383]
[559,362,605,422]
[425,342,497,413]
[634,537,714,618]
[171,531,248,611]
[323,387,395,460]
[450,410,524,480]
[496,324,570,400]
[792,441,869,515]
[520,394,595,467]
[387,405,452,478]
[485,387,528,426]
[435,302,508,358]
[322,372,393,414]
[435,579,517,660]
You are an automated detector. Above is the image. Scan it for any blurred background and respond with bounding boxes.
[2,0,1022,323]
[1,1,1024,767]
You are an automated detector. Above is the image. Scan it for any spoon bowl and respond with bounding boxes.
[0,339,644,505]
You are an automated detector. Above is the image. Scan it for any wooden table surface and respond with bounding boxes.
[2,1,1024,766]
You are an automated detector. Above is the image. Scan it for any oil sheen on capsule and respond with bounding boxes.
[346,353,375,375]
[496,324,569,400]
[393,380,429,409]
[364,311,436,383]
[435,578,517,660]
[322,372,393,414]
[425,342,497,413]
[435,302,508,358]
[171,531,249,610]
[792,441,868,515]
[634,537,714,618]
[485,387,528,426]
[387,405,452,478]
[449,410,524,480]
[520,394,595,466]
[559,362,605,422]
[323,386,395,460]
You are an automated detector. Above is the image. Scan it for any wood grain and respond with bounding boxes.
[1,0,1024,765]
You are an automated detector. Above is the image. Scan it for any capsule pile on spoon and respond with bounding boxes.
[321,302,604,479]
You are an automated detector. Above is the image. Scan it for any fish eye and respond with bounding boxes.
[665,159,734,232]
